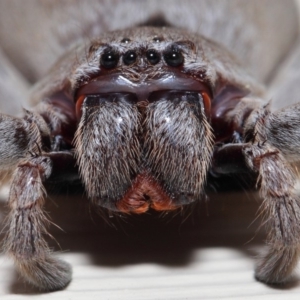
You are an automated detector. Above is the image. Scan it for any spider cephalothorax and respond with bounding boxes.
[1,26,300,291]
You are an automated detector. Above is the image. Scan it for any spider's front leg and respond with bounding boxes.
[243,142,300,284]
[244,105,300,284]
[213,103,300,284]
[0,104,77,290]
[4,154,72,291]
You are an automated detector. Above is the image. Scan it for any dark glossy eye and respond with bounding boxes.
[123,50,137,65]
[100,48,119,69]
[163,45,184,67]
[146,49,160,65]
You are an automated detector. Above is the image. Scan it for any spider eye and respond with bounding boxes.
[100,48,119,69]
[123,50,137,65]
[163,45,184,67]
[146,49,160,65]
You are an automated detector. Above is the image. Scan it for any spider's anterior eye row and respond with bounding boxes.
[100,44,184,69]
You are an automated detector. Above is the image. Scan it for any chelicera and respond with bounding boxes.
[2,26,300,291]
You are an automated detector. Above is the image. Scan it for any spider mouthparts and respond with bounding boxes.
[116,172,179,214]
[76,75,212,214]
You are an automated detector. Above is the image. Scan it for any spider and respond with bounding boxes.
[1,25,300,291]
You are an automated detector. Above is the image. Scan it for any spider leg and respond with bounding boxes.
[243,105,300,284]
[3,154,74,291]
[212,103,300,284]
[0,106,78,290]
[0,112,47,170]
[261,103,300,163]
[213,142,300,283]
[243,141,300,284]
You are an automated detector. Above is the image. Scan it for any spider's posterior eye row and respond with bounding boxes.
[100,44,184,69]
